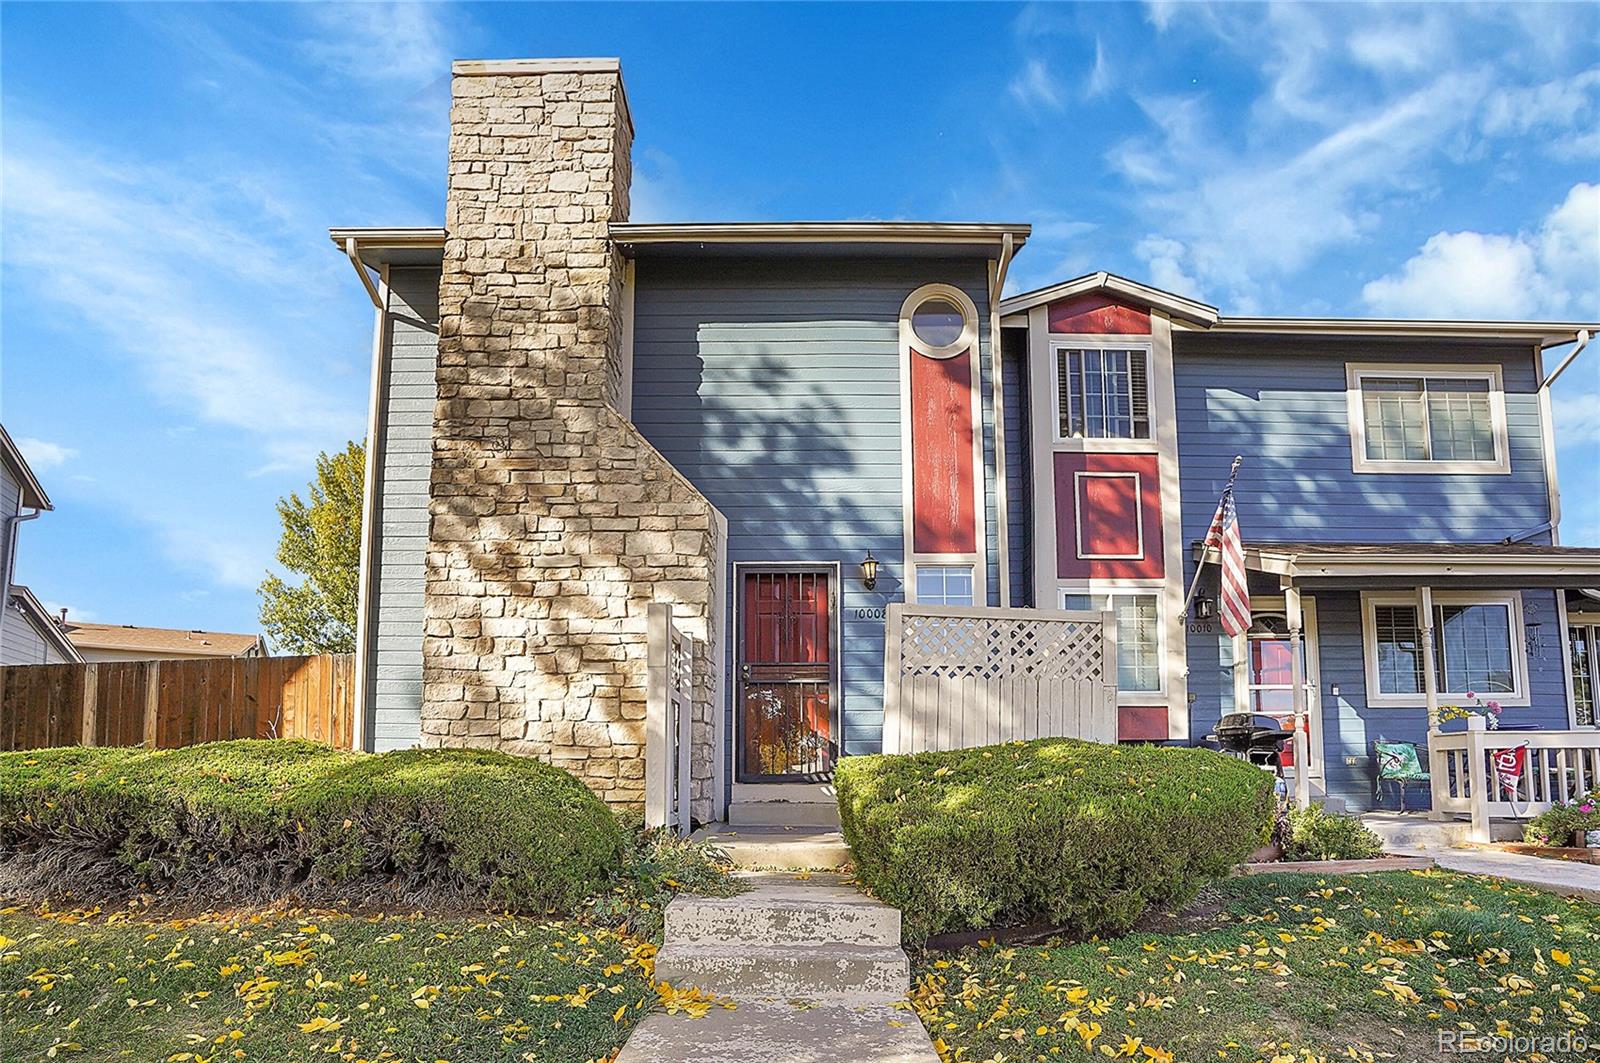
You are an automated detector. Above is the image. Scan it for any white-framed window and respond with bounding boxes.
[1570,615,1599,727]
[1061,590,1163,693]
[1360,591,1529,707]
[1053,345,1152,441]
[915,565,975,607]
[1346,363,1509,474]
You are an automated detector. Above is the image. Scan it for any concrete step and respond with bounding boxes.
[731,781,836,804]
[665,877,899,947]
[694,825,853,870]
[1360,812,1521,850]
[727,799,841,828]
[653,941,909,1004]
[616,1001,938,1063]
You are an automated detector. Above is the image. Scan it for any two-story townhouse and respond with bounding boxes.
[340,58,1599,823]
[0,423,83,665]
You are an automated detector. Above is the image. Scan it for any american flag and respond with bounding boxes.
[1204,487,1250,636]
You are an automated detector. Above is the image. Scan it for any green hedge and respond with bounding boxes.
[835,739,1274,940]
[1281,804,1384,861]
[0,740,621,912]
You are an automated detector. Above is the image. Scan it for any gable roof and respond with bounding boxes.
[1000,271,1219,326]
[62,621,266,658]
[0,423,52,511]
[7,585,84,663]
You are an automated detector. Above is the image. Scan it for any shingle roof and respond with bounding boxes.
[62,621,265,657]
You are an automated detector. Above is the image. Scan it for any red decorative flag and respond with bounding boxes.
[1204,488,1251,637]
[1492,744,1528,798]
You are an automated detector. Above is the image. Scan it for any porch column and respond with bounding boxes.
[1419,586,1452,827]
[1286,584,1311,809]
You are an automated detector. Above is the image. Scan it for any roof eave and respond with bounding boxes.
[999,271,1220,327]
[0,423,53,511]
[610,221,1032,253]
[1210,317,1599,348]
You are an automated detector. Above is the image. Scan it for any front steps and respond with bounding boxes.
[727,781,841,828]
[1360,811,1521,850]
[694,824,854,870]
[618,872,936,1062]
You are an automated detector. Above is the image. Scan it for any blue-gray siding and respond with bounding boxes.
[1175,335,1566,809]
[1001,327,1032,606]
[364,266,439,751]
[630,255,997,760]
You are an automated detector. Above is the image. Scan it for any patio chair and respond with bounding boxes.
[1373,739,1430,811]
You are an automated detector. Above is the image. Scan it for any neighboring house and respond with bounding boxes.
[5,585,84,664]
[60,619,268,662]
[0,422,79,665]
[335,58,1600,821]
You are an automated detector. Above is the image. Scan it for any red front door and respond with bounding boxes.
[740,570,835,781]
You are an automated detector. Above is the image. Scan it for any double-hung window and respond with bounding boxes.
[1056,347,1151,440]
[1348,364,1508,473]
[1571,617,1600,727]
[1362,592,1527,706]
[915,565,974,607]
[1062,591,1162,693]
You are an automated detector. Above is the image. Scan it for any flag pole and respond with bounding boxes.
[1182,455,1243,617]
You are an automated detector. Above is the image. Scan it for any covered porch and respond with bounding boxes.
[1202,540,1600,837]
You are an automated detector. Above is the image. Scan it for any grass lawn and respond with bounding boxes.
[0,902,664,1062]
[912,870,1600,1063]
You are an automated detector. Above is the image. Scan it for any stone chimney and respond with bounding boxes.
[424,59,719,815]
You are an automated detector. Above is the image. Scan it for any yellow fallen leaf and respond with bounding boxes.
[1553,949,1573,966]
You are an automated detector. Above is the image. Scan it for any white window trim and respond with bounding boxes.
[1346,362,1510,475]
[1232,596,1324,780]
[913,563,977,607]
[1050,339,1158,448]
[1058,585,1166,699]
[1359,590,1530,708]
[1072,471,1144,561]
[902,283,979,361]
[1567,607,1600,729]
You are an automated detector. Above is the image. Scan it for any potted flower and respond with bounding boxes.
[1432,692,1505,732]
[1523,793,1600,850]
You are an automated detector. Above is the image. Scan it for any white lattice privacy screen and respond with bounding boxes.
[883,604,1119,753]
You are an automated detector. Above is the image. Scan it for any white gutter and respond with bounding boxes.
[989,234,1016,607]
[1541,329,1591,391]
[345,238,385,310]
[0,504,43,639]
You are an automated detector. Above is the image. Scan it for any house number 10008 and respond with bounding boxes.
[854,607,887,620]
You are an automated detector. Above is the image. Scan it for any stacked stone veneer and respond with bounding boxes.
[424,60,720,820]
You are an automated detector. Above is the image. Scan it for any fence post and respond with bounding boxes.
[1100,608,1119,744]
[644,603,670,829]
[1464,716,1491,844]
[80,666,98,747]
[882,604,903,755]
[142,662,161,749]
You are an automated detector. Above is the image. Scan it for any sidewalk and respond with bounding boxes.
[1391,844,1600,902]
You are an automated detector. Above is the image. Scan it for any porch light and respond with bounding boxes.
[1192,596,1215,620]
[860,551,880,591]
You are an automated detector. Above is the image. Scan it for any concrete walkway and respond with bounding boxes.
[1390,844,1600,902]
[616,872,937,1063]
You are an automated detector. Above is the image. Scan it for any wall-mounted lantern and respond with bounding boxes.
[1192,596,1215,621]
[860,551,880,591]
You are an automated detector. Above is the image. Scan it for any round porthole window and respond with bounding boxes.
[910,297,966,349]
[901,284,978,358]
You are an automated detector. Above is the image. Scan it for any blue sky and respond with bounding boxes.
[3,2,1597,639]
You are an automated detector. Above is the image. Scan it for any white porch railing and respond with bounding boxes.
[1429,717,1600,842]
[882,604,1118,754]
[644,603,695,835]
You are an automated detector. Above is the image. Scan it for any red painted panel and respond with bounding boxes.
[1078,474,1142,557]
[1054,452,1164,580]
[910,349,977,554]
[743,572,830,665]
[1048,293,1150,335]
[1118,705,1169,741]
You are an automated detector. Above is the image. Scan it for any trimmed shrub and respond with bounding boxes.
[835,738,1274,940]
[1281,804,1384,861]
[0,740,621,912]
[1524,793,1600,847]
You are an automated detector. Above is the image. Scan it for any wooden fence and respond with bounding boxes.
[1430,716,1600,842]
[644,604,694,835]
[882,604,1119,754]
[0,654,356,752]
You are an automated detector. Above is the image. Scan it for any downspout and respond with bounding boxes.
[1540,329,1591,391]
[351,255,391,753]
[0,504,42,634]
[345,238,385,310]
[989,233,1016,607]
[1536,329,1589,546]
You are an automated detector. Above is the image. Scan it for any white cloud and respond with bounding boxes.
[1134,236,1203,301]
[1553,392,1600,447]
[300,3,453,88]
[15,437,77,470]
[1362,183,1600,319]
[1085,38,1112,98]
[1009,57,1064,110]
[1481,68,1600,158]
